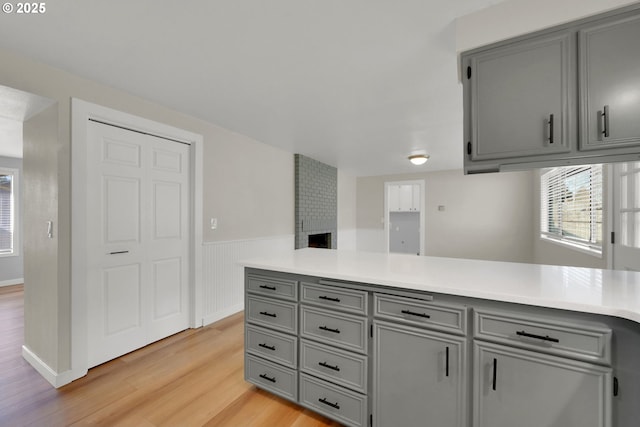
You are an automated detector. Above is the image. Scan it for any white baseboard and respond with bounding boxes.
[202,303,244,327]
[0,278,24,287]
[22,345,85,388]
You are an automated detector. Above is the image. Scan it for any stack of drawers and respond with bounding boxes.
[245,273,299,401]
[298,281,369,427]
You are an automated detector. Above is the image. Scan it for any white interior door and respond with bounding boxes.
[86,120,190,367]
[613,162,640,271]
[385,180,425,255]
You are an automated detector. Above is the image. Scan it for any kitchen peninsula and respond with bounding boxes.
[242,248,640,427]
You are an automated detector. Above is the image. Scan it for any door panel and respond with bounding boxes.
[87,121,190,367]
[613,162,640,271]
[474,342,611,427]
[153,181,182,239]
[153,258,182,319]
[103,264,142,335]
[104,176,140,243]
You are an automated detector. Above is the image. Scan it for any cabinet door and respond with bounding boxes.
[580,13,640,150]
[467,31,575,161]
[388,185,401,212]
[411,184,421,212]
[474,341,612,427]
[398,185,413,211]
[373,321,467,427]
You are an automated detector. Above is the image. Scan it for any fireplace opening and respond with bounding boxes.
[308,233,331,249]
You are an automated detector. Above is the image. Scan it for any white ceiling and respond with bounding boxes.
[0,0,504,175]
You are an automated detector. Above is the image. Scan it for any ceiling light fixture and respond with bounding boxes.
[408,154,429,165]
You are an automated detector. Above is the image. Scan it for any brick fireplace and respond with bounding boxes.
[294,154,337,249]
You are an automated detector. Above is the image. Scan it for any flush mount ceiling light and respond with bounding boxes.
[408,154,429,165]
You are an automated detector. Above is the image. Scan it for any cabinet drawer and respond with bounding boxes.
[301,306,367,354]
[300,373,367,427]
[300,339,368,393]
[474,309,612,364]
[246,274,298,301]
[246,325,297,368]
[374,293,467,335]
[246,295,297,334]
[301,282,368,315]
[245,355,297,402]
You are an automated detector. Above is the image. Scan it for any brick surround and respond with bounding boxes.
[294,154,337,249]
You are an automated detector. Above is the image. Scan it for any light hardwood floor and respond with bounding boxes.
[0,285,341,426]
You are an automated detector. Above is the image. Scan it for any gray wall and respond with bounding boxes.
[0,155,23,285]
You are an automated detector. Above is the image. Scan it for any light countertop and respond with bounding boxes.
[241,248,640,324]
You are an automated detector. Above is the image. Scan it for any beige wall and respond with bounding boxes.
[23,105,63,371]
[357,169,536,263]
[337,170,357,250]
[0,46,295,374]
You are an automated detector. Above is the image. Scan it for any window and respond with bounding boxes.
[0,168,17,256]
[540,164,603,254]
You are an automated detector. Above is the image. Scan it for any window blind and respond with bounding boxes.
[0,172,13,255]
[540,164,603,253]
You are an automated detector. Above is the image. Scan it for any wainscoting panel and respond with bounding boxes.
[201,235,294,326]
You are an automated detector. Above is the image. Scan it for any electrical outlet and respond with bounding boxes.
[210,218,218,230]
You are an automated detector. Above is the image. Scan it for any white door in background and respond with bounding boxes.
[86,120,190,367]
[613,162,640,271]
[385,180,425,255]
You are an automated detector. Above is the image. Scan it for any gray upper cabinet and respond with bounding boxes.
[463,5,640,174]
[580,13,640,150]
[467,31,575,161]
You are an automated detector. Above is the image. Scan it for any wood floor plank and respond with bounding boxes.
[0,286,340,426]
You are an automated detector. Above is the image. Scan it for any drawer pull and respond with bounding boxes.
[259,284,277,291]
[318,361,341,372]
[516,330,559,343]
[259,373,276,383]
[492,358,497,391]
[401,309,431,319]
[319,295,341,303]
[445,346,450,377]
[318,397,340,410]
[258,343,276,351]
[319,325,341,334]
[259,311,277,318]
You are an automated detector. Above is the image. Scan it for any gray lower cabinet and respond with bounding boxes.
[244,273,299,404]
[373,320,468,427]
[244,269,622,426]
[474,341,612,427]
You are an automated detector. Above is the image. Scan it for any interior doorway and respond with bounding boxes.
[384,180,425,255]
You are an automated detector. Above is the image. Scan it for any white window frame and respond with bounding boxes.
[540,164,603,257]
[0,166,19,257]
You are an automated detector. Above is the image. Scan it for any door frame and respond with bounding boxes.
[70,99,203,383]
[384,179,425,255]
